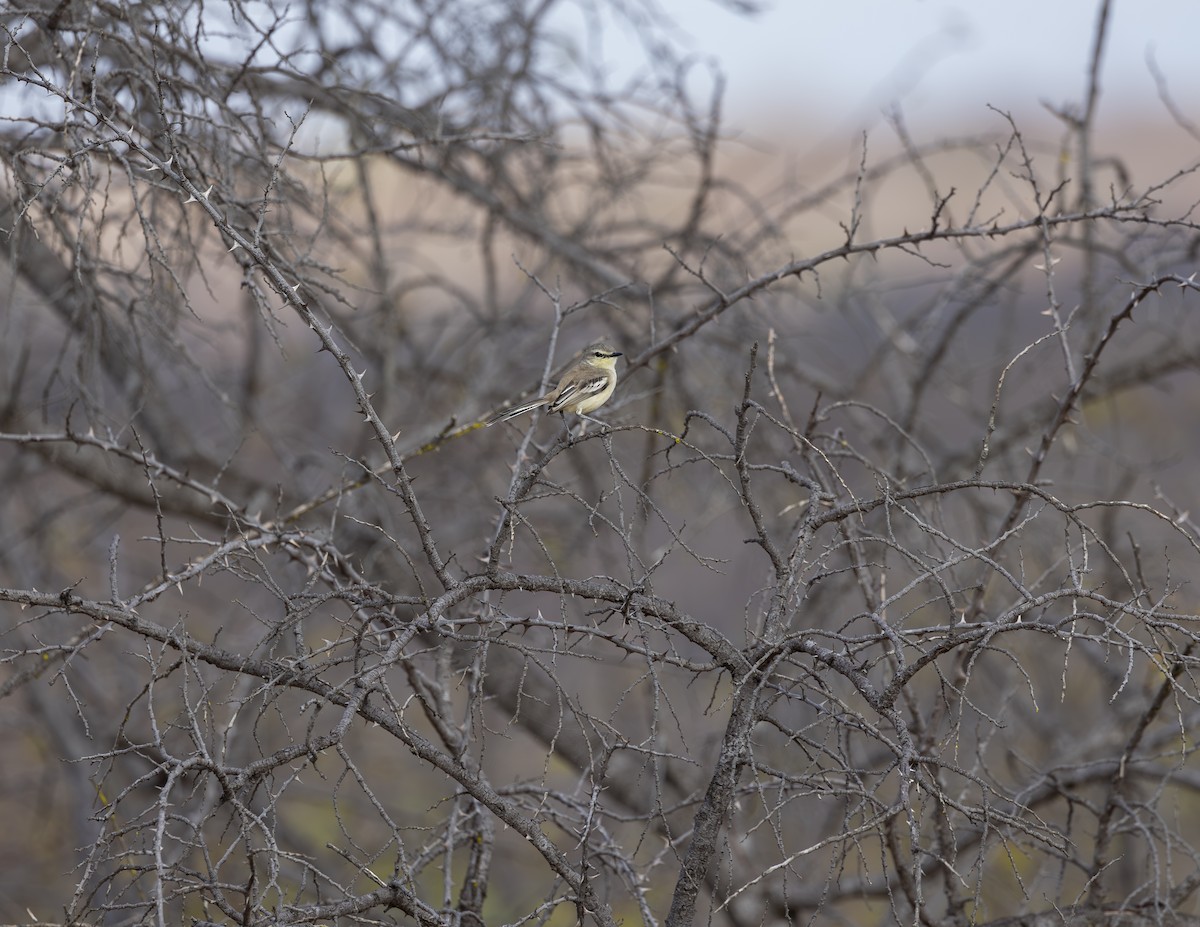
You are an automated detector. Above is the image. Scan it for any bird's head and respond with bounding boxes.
[583,342,622,369]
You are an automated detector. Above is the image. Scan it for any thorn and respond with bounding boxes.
[291,282,301,291]
[176,581,184,595]
[1040,307,1053,316]
[183,184,213,204]
[1033,257,1061,271]
[228,240,242,252]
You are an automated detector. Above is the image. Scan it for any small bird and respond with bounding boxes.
[486,341,623,426]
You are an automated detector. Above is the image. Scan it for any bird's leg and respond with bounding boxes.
[559,412,578,444]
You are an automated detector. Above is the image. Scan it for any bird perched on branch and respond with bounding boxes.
[486,341,623,425]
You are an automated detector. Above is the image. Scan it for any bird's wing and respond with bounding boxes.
[548,374,609,412]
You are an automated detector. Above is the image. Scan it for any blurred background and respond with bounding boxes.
[620,1,1200,123]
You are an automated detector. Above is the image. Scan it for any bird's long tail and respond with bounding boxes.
[485,397,548,425]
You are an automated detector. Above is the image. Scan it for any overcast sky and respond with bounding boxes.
[641,2,1200,134]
